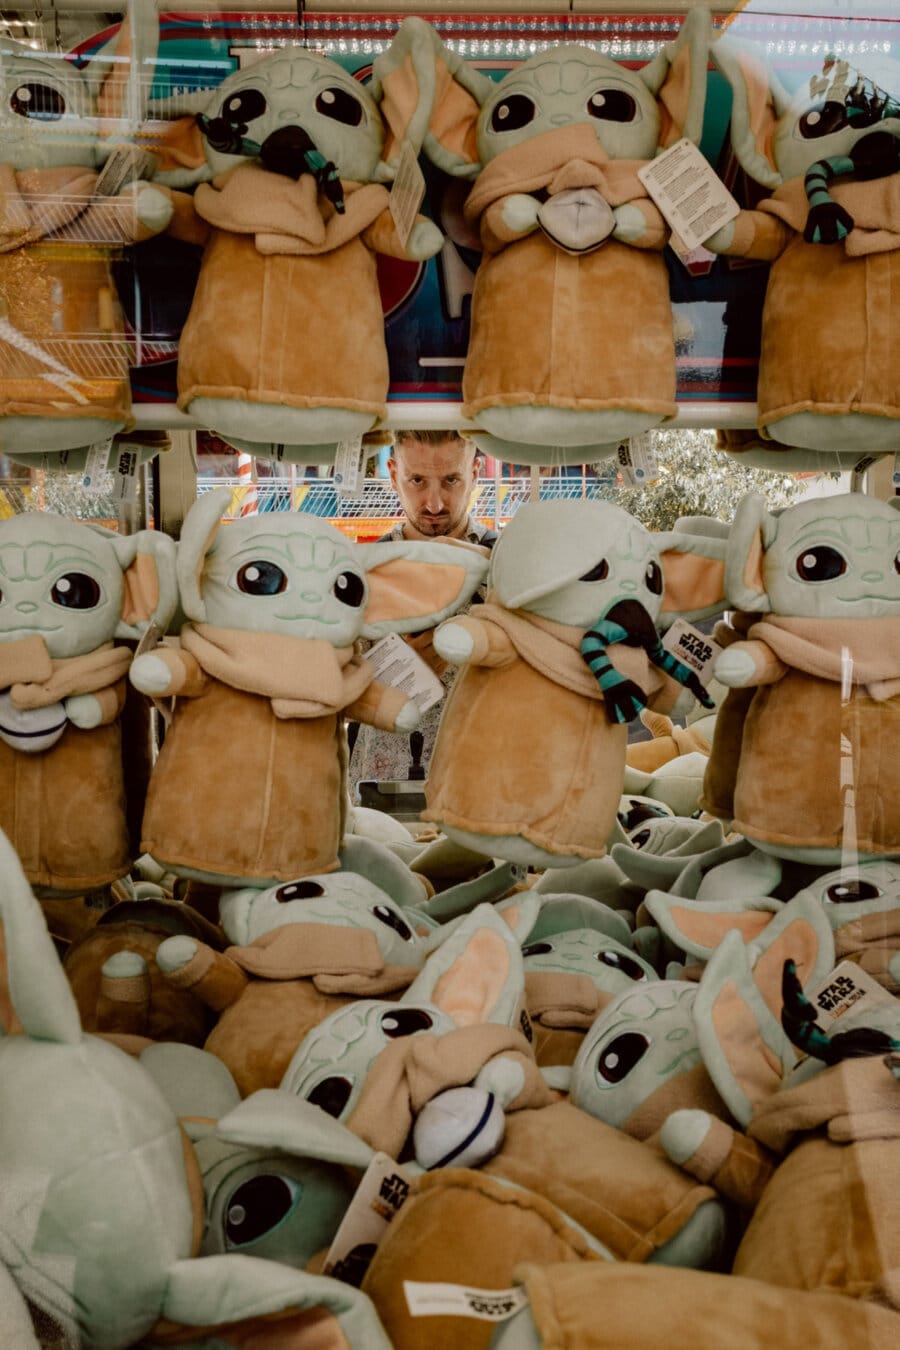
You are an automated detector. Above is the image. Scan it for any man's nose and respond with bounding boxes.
[423,485,445,512]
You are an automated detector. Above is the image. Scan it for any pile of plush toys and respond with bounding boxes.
[0,7,899,1349]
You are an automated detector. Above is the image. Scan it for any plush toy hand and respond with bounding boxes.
[412,1086,506,1170]
[474,1054,526,1108]
[713,646,756,688]
[659,1108,719,1171]
[433,621,474,665]
[156,934,200,975]
[501,193,542,237]
[125,182,175,235]
[129,653,174,696]
[611,203,649,245]
[64,693,104,730]
[393,698,421,734]
[703,220,736,253]
[803,199,854,245]
[537,188,614,254]
[407,219,444,261]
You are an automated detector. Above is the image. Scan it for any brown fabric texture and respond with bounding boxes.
[514,1261,900,1349]
[720,177,900,434]
[460,124,675,424]
[699,613,759,820]
[423,607,675,859]
[177,166,417,422]
[724,616,900,853]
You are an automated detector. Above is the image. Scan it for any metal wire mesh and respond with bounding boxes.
[0,471,147,530]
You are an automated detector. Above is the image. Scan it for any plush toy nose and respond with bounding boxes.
[259,125,317,179]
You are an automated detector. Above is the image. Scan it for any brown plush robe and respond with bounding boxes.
[423,603,678,860]
[0,638,133,892]
[721,176,900,436]
[175,164,425,423]
[0,164,159,432]
[461,124,676,426]
[713,615,900,855]
[139,625,409,884]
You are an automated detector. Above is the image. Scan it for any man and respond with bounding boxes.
[349,430,497,792]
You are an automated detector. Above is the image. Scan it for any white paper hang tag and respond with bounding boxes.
[323,1153,411,1285]
[638,138,740,254]
[81,439,113,492]
[404,1281,529,1322]
[365,633,445,714]
[113,446,140,504]
[333,437,364,498]
[662,619,723,688]
[616,433,658,486]
[389,138,427,252]
[94,145,158,197]
[808,960,897,1033]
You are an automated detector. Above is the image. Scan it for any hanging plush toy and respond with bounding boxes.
[0,12,175,462]
[702,492,900,862]
[131,488,488,886]
[151,40,443,463]
[371,12,711,464]
[422,499,726,868]
[0,513,176,895]
[707,38,900,454]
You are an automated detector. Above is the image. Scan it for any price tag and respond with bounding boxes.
[404,1281,529,1322]
[638,138,740,254]
[333,437,364,498]
[323,1153,410,1286]
[662,618,723,688]
[389,138,427,251]
[808,960,896,1032]
[94,145,158,197]
[616,433,658,485]
[81,439,112,492]
[365,633,445,714]
[113,446,140,504]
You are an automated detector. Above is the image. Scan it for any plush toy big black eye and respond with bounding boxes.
[794,545,847,582]
[629,827,653,849]
[894,550,900,575]
[799,101,848,139]
[597,950,646,981]
[579,558,609,582]
[224,1174,298,1248]
[824,878,881,903]
[644,560,663,595]
[220,87,267,129]
[617,800,668,832]
[236,561,288,595]
[316,87,364,127]
[50,573,101,609]
[372,904,414,942]
[522,941,554,957]
[586,89,637,123]
[11,83,65,121]
[596,1031,650,1083]
[276,881,325,902]
[333,571,365,607]
[380,1008,434,1038]
[491,94,538,133]
[307,1075,353,1117]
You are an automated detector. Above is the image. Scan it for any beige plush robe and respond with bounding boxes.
[423,603,678,860]
[139,625,409,884]
[461,124,676,425]
[721,176,900,435]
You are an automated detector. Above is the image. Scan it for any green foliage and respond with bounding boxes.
[599,429,808,531]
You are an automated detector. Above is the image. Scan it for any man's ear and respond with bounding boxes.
[359,538,488,638]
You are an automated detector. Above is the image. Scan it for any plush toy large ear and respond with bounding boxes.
[724,494,779,613]
[656,517,729,628]
[101,529,178,640]
[83,8,159,143]
[176,488,231,623]
[359,538,489,639]
[644,892,784,964]
[159,1257,390,1349]
[216,1089,375,1171]
[403,902,524,1029]
[639,6,713,148]
[710,31,792,190]
[371,15,490,180]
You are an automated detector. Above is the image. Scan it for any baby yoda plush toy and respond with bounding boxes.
[151,39,443,462]
[0,12,176,461]
[422,498,725,868]
[131,488,488,886]
[707,38,900,454]
[702,492,900,862]
[372,12,711,464]
[0,512,176,894]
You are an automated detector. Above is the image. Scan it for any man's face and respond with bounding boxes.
[387,439,479,539]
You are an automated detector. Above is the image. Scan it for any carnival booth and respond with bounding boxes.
[0,2,898,1346]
